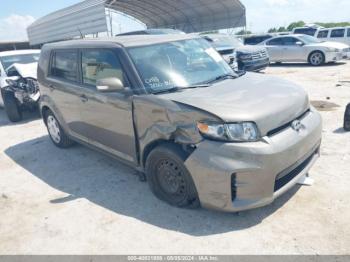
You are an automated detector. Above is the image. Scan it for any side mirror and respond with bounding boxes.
[96,77,124,93]
[296,41,304,46]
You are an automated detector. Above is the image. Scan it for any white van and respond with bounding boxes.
[316,27,350,46]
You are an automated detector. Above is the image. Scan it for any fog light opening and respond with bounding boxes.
[231,173,237,202]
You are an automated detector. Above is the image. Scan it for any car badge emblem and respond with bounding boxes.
[291,120,302,132]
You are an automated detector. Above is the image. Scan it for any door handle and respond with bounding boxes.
[48,84,54,91]
[80,94,88,103]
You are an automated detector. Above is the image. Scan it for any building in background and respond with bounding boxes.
[27,0,246,46]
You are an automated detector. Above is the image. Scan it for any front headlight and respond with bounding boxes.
[326,47,340,52]
[197,121,259,142]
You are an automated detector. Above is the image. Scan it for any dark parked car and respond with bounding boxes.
[37,35,322,212]
[244,34,273,45]
[203,34,270,72]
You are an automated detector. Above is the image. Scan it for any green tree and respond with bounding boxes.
[268,28,277,33]
[287,21,306,31]
[235,29,252,35]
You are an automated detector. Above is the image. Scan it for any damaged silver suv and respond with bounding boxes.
[38,35,322,212]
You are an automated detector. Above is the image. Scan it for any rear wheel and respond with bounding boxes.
[309,51,325,66]
[145,144,199,208]
[44,110,74,148]
[344,103,350,131]
[3,91,22,122]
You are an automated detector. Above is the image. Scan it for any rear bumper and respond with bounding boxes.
[185,108,322,212]
[239,58,270,71]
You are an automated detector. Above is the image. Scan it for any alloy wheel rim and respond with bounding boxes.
[311,53,322,65]
[47,115,61,144]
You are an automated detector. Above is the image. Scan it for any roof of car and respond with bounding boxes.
[43,34,201,49]
[0,49,41,57]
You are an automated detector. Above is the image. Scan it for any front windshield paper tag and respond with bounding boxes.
[205,48,223,63]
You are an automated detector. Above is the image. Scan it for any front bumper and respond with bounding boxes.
[239,57,270,72]
[185,108,322,212]
[325,51,346,62]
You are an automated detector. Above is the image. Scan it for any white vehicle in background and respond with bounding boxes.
[0,50,41,121]
[316,27,350,47]
[0,50,40,106]
[259,34,349,66]
[293,26,350,47]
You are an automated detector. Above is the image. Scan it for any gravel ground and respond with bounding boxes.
[0,61,349,255]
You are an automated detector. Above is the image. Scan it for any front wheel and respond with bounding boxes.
[309,51,325,66]
[44,110,74,148]
[145,144,199,208]
[3,91,22,122]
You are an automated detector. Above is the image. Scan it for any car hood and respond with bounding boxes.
[157,73,310,136]
[6,62,38,79]
[309,41,349,49]
[235,45,267,54]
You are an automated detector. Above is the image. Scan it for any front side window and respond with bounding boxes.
[81,49,125,86]
[317,30,329,38]
[267,38,283,46]
[51,50,77,82]
[127,38,234,93]
[0,53,40,71]
[330,29,345,38]
[348,29,350,37]
[281,37,299,46]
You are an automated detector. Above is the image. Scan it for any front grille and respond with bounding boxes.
[274,149,317,192]
[267,109,310,137]
[251,50,268,60]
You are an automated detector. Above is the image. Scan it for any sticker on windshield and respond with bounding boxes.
[205,48,223,63]
[145,76,173,89]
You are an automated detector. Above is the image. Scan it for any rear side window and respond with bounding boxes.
[293,28,317,36]
[330,29,345,38]
[348,29,350,37]
[50,50,78,82]
[317,30,329,38]
[266,38,283,46]
[81,49,126,86]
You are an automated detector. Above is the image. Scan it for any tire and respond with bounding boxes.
[44,109,74,148]
[344,103,350,131]
[3,91,22,122]
[145,143,199,208]
[308,51,325,66]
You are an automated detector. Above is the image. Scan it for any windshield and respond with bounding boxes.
[0,53,40,71]
[128,38,235,93]
[298,35,322,44]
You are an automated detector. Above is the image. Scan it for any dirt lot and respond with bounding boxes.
[0,62,349,255]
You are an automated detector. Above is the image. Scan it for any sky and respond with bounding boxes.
[0,0,349,41]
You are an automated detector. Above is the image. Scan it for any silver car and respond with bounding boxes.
[260,34,349,66]
[38,35,322,212]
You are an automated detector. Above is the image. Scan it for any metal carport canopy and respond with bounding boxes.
[27,0,246,45]
[106,0,246,32]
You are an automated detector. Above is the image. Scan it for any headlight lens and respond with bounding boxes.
[326,47,340,52]
[197,122,259,142]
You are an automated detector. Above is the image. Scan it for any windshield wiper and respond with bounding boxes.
[207,73,238,84]
[152,84,210,94]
